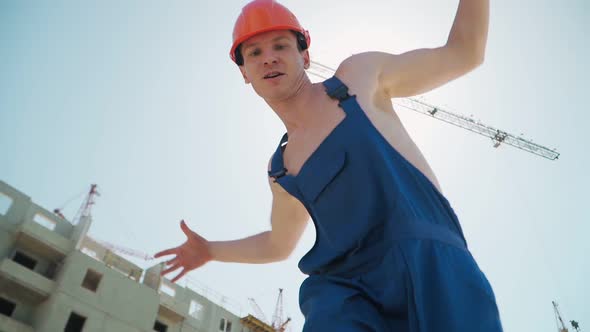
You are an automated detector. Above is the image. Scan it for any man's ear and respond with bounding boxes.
[302,50,311,70]
[239,66,251,84]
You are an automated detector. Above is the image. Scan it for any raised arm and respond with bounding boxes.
[343,0,489,99]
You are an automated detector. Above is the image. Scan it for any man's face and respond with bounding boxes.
[239,30,310,101]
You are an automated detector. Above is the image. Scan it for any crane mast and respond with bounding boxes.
[271,288,290,331]
[243,289,291,332]
[71,184,99,225]
[553,301,569,332]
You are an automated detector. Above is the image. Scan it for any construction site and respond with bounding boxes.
[0,180,291,332]
[1,1,586,330]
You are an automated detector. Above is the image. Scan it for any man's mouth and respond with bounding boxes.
[264,72,284,79]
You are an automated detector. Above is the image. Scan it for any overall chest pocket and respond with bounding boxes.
[297,151,347,203]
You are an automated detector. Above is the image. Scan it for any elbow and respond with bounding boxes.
[273,245,294,262]
[448,40,486,71]
[468,39,487,68]
[266,251,290,263]
[274,252,290,262]
[267,238,295,262]
[472,47,486,67]
[460,48,485,74]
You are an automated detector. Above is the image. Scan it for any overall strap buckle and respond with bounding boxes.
[323,76,351,101]
[268,168,288,182]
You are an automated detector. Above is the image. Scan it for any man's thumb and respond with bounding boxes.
[180,219,191,236]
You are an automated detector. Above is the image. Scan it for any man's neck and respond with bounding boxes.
[266,78,322,134]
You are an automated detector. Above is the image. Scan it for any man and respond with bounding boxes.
[155,0,503,330]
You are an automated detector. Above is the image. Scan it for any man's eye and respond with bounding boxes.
[249,49,261,56]
[275,44,285,50]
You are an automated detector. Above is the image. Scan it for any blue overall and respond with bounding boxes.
[269,76,502,331]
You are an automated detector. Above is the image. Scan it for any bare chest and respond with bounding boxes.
[282,89,441,192]
[282,100,346,176]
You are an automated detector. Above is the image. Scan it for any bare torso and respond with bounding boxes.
[281,62,442,193]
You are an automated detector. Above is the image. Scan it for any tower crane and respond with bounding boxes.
[243,289,292,332]
[54,184,99,224]
[271,288,291,332]
[554,301,569,332]
[54,184,154,261]
[308,61,560,160]
[248,297,269,324]
[553,301,582,332]
[72,184,99,224]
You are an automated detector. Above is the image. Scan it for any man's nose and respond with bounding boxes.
[264,52,279,65]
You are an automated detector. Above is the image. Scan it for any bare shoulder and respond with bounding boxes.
[335,52,384,84]
[333,52,395,105]
[336,52,391,75]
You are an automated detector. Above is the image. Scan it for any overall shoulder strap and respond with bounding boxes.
[268,133,289,181]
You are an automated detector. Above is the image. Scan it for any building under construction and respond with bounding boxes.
[0,180,276,332]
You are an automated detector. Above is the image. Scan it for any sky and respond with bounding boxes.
[1,0,588,331]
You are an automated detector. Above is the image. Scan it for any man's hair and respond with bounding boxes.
[234,31,308,66]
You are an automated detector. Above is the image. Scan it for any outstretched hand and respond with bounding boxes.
[154,220,212,283]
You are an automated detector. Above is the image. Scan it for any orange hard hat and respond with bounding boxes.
[230,0,311,65]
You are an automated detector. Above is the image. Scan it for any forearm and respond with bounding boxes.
[447,0,490,62]
[208,231,288,264]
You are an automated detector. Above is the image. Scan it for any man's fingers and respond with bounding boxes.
[171,268,187,283]
[154,248,177,258]
[161,263,181,276]
[166,257,179,266]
